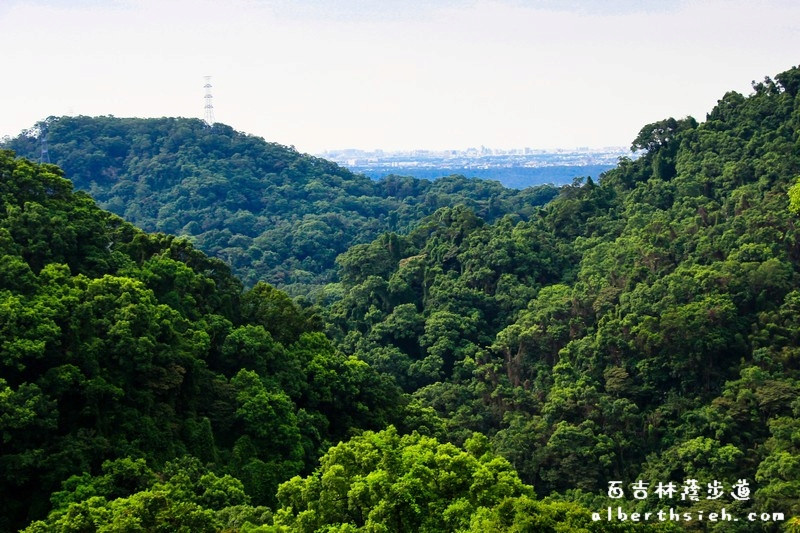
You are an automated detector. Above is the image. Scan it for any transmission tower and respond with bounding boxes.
[39,123,51,164]
[204,76,215,127]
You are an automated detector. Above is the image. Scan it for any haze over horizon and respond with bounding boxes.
[1,0,798,154]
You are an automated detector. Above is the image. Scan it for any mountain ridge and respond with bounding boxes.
[3,116,558,293]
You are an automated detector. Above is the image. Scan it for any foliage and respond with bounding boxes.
[23,457,272,532]
[323,65,800,527]
[268,427,659,532]
[0,151,402,530]
[3,118,557,294]
[6,63,800,531]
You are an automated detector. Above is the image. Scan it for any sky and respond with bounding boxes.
[1,0,798,154]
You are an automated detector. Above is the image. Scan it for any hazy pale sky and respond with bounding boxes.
[1,0,798,153]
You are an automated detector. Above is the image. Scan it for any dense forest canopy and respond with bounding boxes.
[322,65,800,530]
[2,64,800,531]
[0,151,407,530]
[0,150,637,532]
[2,118,557,294]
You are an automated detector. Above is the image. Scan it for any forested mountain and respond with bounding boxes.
[2,117,557,294]
[0,152,624,531]
[5,64,800,531]
[0,151,403,529]
[324,66,800,529]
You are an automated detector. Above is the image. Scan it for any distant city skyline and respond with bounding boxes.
[1,0,799,154]
[320,145,627,170]
[321,145,627,188]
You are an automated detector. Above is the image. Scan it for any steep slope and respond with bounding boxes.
[0,152,645,533]
[323,66,800,528]
[0,151,403,530]
[3,117,557,293]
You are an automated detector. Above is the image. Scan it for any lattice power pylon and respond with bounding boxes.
[204,76,215,127]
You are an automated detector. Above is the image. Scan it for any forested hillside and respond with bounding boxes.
[0,150,403,529]
[0,151,629,531]
[4,64,800,532]
[324,66,800,529]
[3,117,556,294]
